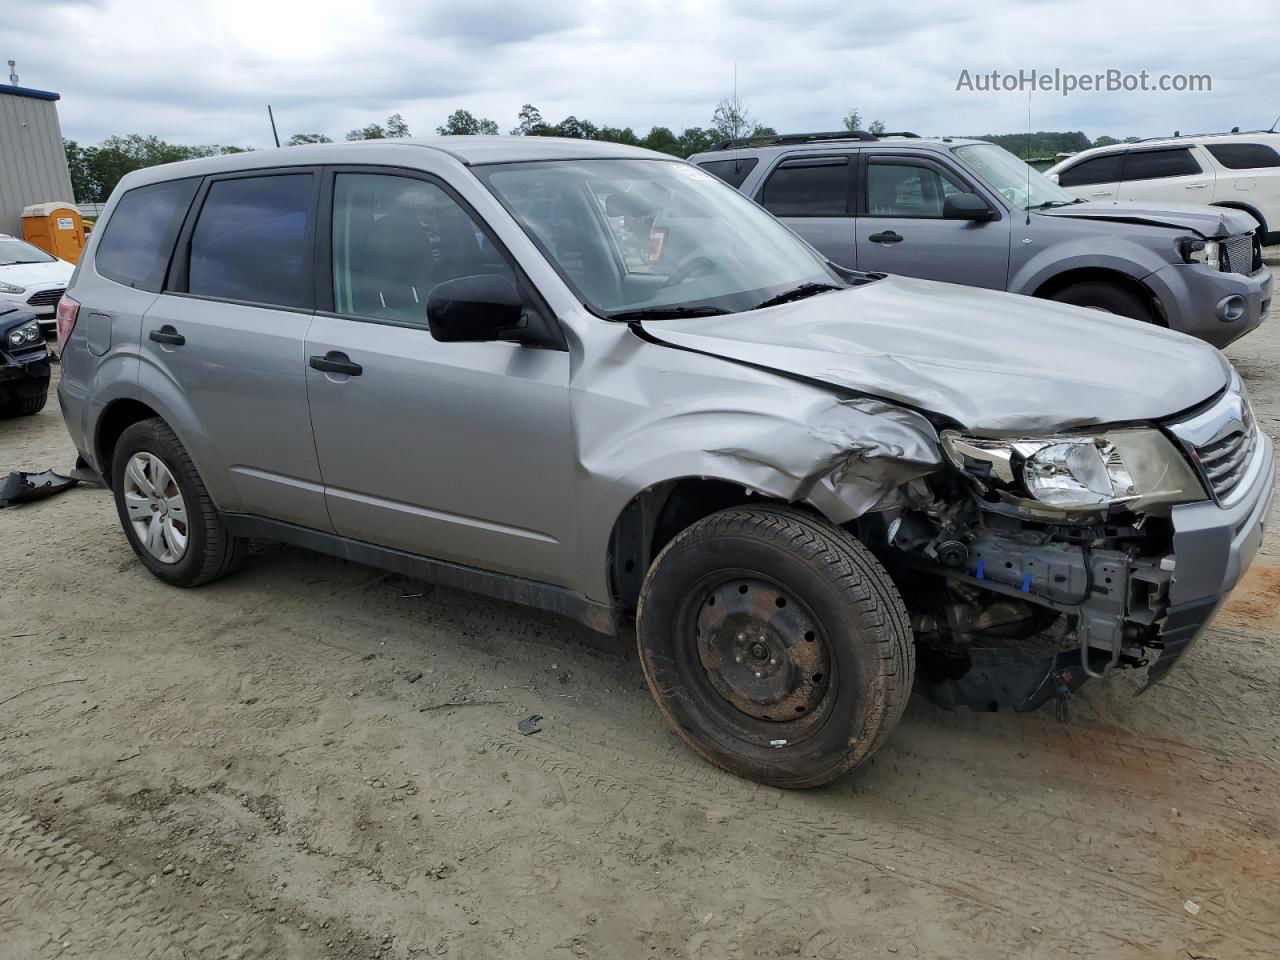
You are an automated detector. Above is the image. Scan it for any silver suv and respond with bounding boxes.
[691,131,1272,347]
[57,137,1273,788]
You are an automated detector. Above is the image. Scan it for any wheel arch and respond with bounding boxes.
[94,398,162,489]
[1210,200,1268,237]
[1031,267,1166,325]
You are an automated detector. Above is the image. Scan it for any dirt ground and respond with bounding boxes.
[3,256,1280,960]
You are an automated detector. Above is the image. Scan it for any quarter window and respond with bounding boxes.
[1057,154,1123,187]
[866,162,967,217]
[1205,142,1280,170]
[696,158,759,189]
[188,174,313,308]
[759,157,849,217]
[1121,148,1202,181]
[95,179,198,291]
[331,173,516,327]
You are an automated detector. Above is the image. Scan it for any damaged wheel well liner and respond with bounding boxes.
[608,478,817,613]
[95,399,162,489]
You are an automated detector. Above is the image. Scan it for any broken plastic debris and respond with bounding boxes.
[1183,899,1201,916]
[517,714,543,736]
[0,469,79,508]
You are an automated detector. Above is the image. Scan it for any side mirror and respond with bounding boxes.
[426,274,526,343]
[943,192,996,221]
[1046,172,1061,184]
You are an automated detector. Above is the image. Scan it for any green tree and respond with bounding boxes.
[551,115,598,139]
[511,104,546,136]
[436,109,500,136]
[346,122,386,140]
[64,139,99,202]
[641,126,681,155]
[868,120,886,135]
[841,108,862,132]
[385,113,411,138]
[712,94,754,140]
[677,127,717,157]
[288,132,332,145]
[750,124,777,138]
[597,126,640,145]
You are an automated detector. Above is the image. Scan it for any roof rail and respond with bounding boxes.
[874,131,921,139]
[1134,128,1274,143]
[712,130,878,150]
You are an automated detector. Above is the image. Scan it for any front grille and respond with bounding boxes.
[1166,387,1260,503]
[26,287,64,308]
[1220,235,1258,275]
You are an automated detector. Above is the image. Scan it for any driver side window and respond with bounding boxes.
[866,162,966,218]
[331,173,516,327]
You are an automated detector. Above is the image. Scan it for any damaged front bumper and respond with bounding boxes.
[914,429,1273,712]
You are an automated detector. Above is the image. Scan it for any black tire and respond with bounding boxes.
[110,417,246,587]
[1049,280,1155,324]
[0,387,47,417]
[636,506,914,789]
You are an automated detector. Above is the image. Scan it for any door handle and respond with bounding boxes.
[1090,190,1112,197]
[868,231,903,244]
[309,351,363,377]
[1185,183,1208,189]
[148,325,185,346]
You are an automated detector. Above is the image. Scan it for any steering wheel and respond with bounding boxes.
[660,255,722,289]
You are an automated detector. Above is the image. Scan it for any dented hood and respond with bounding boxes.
[639,275,1231,435]
[1036,200,1258,237]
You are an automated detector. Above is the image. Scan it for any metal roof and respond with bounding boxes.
[0,84,60,102]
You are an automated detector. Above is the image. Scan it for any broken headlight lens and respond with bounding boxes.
[941,428,1203,515]
[1181,238,1221,270]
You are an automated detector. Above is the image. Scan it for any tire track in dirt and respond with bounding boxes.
[484,734,1280,958]
[0,808,272,960]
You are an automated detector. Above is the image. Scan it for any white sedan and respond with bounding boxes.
[0,234,75,329]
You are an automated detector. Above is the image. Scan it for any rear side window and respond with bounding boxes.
[1122,148,1202,181]
[1057,154,1123,187]
[1206,142,1280,170]
[696,157,759,189]
[188,174,313,308]
[95,179,198,291]
[759,157,850,216]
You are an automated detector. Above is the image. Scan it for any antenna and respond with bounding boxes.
[267,104,281,148]
[1025,89,1032,226]
[7,60,17,86]
[1271,113,1280,133]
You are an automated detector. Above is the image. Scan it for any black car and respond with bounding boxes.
[0,304,50,417]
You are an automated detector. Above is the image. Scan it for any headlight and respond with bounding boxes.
[1181,238,1221,270]
[0,281,26,295]
[942,428,1203,516]
[7,320,40,347]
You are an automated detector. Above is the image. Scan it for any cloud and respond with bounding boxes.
[5,0,1275,148]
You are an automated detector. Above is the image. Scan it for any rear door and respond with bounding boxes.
[1119,147,1215,203]
[755,154,857,267]
[854,154,1010,288]
[304,167,577,586]
[1054,152,1124,202]
[140,167,331,530]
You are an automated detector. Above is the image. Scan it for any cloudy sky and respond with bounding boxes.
[7,0,1279,148]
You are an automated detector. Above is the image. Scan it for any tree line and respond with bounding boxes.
[63,100,1138,202]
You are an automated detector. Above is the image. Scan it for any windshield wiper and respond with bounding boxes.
[1026,200,1076,211]
[607,305,731,321]
[752,282,843,311]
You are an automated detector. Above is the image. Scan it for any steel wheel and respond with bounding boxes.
[121,451,189,564]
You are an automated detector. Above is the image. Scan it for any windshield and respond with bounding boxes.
[475,159,844,317]
[0,238,56,266]
[953,143,1079,210]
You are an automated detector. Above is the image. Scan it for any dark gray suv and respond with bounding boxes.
[691,131,1272,347]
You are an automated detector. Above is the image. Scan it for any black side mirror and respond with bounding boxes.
[943,192,996,221]
[427,274,526,343]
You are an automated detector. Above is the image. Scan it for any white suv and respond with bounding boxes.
[1046,132,1280,246]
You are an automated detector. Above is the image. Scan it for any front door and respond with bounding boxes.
[304,170,577,586]
[855,155,1010,289]
[756,154,858,268]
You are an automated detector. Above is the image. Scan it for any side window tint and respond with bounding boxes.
[332,173,515,327]
[760,158,849,216]
[1122,148,1202,181]
[867,162,967,217]
[1205,143,1280,170]
[188,174,312,308]
[1057,154,1123,187]
[696,158,759,189]
[96,179,198,291]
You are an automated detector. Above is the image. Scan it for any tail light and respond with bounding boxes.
[56,295,80,349]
